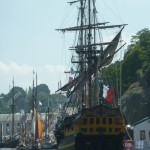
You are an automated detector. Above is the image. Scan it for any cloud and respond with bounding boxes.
[0,61,66,75]
[0,61,33,75]
[43,64,66,73]
[0,61,67,94]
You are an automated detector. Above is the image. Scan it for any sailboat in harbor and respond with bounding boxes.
[16,73,43,150]
[0,79,20,148]
[54,0,129,150]
[30,73,43,150]
[41,95,56,149]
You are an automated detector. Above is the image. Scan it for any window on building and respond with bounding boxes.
[6,128,9,133]
[17,128,21,132]
[140,130,145,140]
[6,123,9,126]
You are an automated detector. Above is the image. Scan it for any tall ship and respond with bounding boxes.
[55,0,128,150]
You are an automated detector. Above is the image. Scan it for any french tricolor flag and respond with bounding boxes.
[103,85,113,102]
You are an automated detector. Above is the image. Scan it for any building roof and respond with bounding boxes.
[133,117,150,126]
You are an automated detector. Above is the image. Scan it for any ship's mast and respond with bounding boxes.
[47,91,50,136]
[45,91,50,140]
[56,0,126,109]
[35,72,38,140]
[35,72,38,111]
[80,0,85,108]
[93,0,99,105]
[32,71,35,119]
[87,0,92,108]
[24,94,27,145]
[11,78,15,139]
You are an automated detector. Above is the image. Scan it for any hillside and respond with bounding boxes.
[0,84,66,114]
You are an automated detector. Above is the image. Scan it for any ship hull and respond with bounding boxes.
[58,133,124,150]
[57,135,75,150]
[56,105,126,150]
[0,139,20,148]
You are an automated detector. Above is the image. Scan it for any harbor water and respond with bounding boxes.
[0,148,16,150]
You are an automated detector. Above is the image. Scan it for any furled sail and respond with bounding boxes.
[100,43,126,67]
[36,115,42,139]
[102,27,124,60]
[66,28,125,96]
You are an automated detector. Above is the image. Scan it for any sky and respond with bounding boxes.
[0,0,150,94]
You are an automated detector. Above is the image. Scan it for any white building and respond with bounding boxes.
[133,117,150,149]
[0,112,57,141]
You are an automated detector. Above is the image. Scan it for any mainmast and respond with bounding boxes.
[80,0,85,109]
[56,0,127,109]
[87,0,92,108]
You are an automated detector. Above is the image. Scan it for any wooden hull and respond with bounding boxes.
[56,105,126,150]
[57,135,75,150]
[57,133,124,150]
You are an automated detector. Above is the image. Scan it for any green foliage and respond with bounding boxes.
[121,28,150,92]
[0,84,66,114]
[128,82,141,90]
[122,46,144,91]
[101,28,150,124]
[143,64,150,87]
[37,84,50,94]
